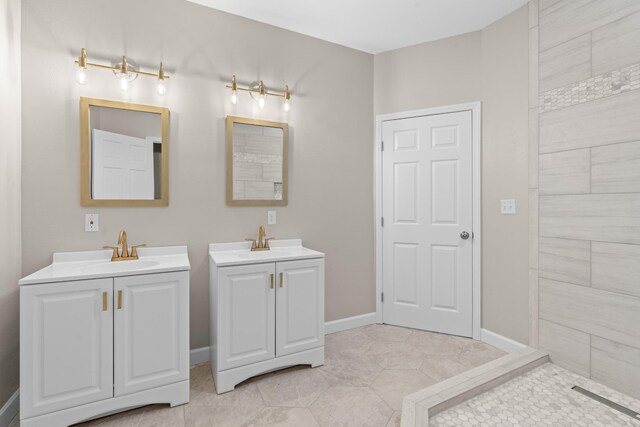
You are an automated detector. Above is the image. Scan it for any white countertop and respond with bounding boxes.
[209,239,324,267]
[19,246,190,286]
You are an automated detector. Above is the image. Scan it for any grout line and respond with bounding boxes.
[539,139,640,157]
[538,27,591,55]
[589,147,593,194]
[383,410,397,427]
[589,240,593,287]
[539,276,640,300]
[589,334,592,378]
[539,191,640,197]
[589,31,593,78]
[538,6,640,53]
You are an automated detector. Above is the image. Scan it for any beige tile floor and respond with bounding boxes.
[9,324,505,427]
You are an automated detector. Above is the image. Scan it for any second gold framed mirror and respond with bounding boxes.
[226,116,289,206]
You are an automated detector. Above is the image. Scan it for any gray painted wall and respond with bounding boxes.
[374,6,530,344]
[20,0,375,352]
[0,0,21,410]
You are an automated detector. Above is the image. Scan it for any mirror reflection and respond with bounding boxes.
[226,116,288,206]
[80,98,169,206]
[90,106,161,200]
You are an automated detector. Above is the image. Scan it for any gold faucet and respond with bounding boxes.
[103,229,146,261]
[118,230,129,258]
[246,225,274,251]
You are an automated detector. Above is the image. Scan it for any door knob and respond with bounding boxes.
[460,231,470,240]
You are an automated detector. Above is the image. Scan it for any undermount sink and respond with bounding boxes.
[19,246,190,286]
[82,259,160,274]
[209,239,324,267]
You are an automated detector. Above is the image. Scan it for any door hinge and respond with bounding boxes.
[381,217,384,227]
[381,292,384,303]
[381,141,384,151]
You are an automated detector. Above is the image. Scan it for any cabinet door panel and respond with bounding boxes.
[276,259,324,357]
[20,279,114,418]
[218,264,275,370]
[114,271,189,397]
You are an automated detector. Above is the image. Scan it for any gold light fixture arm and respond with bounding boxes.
[225,78,289,99]
[74,48,170,80]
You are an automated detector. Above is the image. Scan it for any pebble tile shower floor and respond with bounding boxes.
[9,324,505,427]
[430,363,640,427]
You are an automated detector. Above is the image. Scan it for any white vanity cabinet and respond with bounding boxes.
[275,259,325,357]
[114,272,190,396]
[209,240,325,393]
[20,278,115,419]
[19,246,190,427]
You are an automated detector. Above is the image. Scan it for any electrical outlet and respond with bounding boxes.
[267,210,277,225]
[500,199,516,215]
[85,214,99,232]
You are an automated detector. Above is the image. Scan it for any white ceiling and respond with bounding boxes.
[187,0,529,54]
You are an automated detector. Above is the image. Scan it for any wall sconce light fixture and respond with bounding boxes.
[74,48,170,95]
[226,75,292,112]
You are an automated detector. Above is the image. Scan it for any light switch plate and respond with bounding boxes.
[267,210,277,225]
[500,199,516,215]
[85,214,99,232]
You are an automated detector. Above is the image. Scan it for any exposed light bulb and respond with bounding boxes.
[230,90,237,105]
[283,85,291,112]
[119,75,129,91]
[76,67,87,84]
[157,62,167,96]
[257,80,267,109]
[76,48,88,84]
[157,79,166,96]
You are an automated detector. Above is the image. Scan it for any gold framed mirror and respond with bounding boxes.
[226,116,289,206]
[80,97,169,207]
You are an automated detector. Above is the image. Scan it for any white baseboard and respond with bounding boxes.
[0,389,19,427]
[481,329,526,353]
[190,346,210,366]
[324,312,377,335]
[189,312,377,366]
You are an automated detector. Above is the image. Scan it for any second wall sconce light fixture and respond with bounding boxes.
[227,75,291,112]
[74,48,170,96]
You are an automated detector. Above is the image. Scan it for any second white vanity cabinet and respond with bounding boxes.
[210,240,325,393]
[20,246,190,427]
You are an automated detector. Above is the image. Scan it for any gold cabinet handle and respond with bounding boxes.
[117,290,123,309]
[279,272,283,288]
[102,291,108,311]
[270,273,274,289]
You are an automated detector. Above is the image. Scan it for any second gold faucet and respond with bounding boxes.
[246,225,274,251]
[103,230,146,261]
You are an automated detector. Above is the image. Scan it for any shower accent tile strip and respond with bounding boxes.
[572,386,640,421]
[539,62,640,113]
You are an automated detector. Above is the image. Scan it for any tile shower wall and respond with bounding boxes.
[530,0,640,399]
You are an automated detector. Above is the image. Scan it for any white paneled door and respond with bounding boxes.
[382,111,473,337]
[92,129,155,200]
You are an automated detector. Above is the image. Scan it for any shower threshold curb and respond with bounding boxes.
[401,347,549,426]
